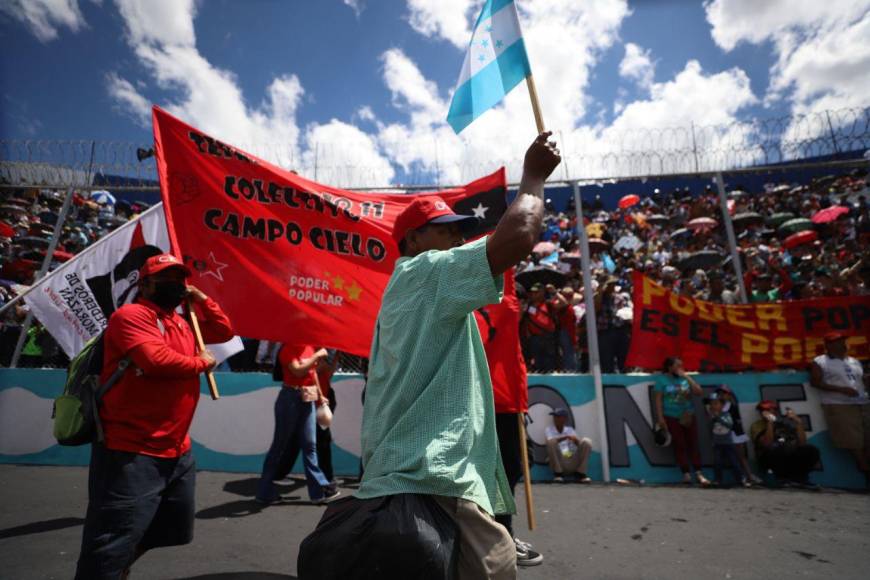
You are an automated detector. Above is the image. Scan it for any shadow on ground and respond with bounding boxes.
[174,574,296,579]
[0,517,84,540]
[197,477,315,519]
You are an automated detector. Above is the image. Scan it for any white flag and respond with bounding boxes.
[24,203,243,362]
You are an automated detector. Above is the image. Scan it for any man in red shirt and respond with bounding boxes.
[256,344,340,504]
[75,253,233,580]
[522,283,557,372]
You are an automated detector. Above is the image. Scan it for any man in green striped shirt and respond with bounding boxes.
[357,132,561,579]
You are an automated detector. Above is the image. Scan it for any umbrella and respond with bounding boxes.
[516,267,567,289]
[777,218,814,235]
[731,212,763,228]
[560,251,582,265]
[0,204,27,216]
[783,230,818,250]
[532,241,557,256]
[647,214,669,225]
[586,223,606,238]
[618,194,640,209]
[0,221,14,238]
[811,205,850,224]
[727,190,747,199]
[687,217,718,231]
[47,249,75,262]
[91,190,117,205]
[587,238,609,252]
[679,250,724,271]
[15,236,51,247]
[765,212,794,227]
[670,227,691,239]
[614,234,642,252]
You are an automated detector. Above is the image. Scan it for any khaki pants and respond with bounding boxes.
[547,437,592,475]
[432,496,516,580]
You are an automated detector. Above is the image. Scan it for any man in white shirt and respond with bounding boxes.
[810,332,870,488]
[545,408,592,483]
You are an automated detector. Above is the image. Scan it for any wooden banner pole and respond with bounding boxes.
[525,74,546,134]
[517,413,536,530]
[188,297,220,400]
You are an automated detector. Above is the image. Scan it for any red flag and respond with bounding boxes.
[475,271,528,413]
[152,106,507,356]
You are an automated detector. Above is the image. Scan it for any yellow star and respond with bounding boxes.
[332,275,345,290]
[346,281,362,301]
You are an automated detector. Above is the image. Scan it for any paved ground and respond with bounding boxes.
[1,465,868,580]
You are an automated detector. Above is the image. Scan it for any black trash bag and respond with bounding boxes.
[298,494,458,580]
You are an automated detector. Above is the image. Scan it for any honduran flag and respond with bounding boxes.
[446,0,532,134]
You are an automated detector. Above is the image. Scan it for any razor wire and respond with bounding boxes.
[1,107,868,192]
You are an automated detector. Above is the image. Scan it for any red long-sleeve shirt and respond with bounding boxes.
[99,297,234,457]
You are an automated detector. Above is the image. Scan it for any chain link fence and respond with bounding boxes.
[1,107,868,191]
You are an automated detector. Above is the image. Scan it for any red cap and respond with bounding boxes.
[824,331,847,343]
[756,400,778,412]
[392,196,477,244]
[139,253,192,279]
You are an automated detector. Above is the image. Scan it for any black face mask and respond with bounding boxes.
[151,281,187,310]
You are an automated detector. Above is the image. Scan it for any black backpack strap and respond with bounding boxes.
[92,357,130,444]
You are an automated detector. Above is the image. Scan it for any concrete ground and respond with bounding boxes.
[0,465,867,580]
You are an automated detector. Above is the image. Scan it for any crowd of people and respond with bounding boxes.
[516,169,870,373]
[0,187,149,365]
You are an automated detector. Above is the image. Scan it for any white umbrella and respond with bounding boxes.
[614,234,642,252]
[91,190,117,205]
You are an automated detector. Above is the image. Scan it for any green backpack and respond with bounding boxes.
[52,332,130,446]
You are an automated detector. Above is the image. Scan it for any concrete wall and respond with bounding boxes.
[0,370,863,488]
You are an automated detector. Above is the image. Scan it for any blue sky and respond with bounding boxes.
[1,0,867,186]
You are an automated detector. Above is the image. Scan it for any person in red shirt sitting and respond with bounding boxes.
[256,344,340,505]
[75,253,233,580]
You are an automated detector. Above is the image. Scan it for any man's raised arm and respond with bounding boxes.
[486,132,561,277]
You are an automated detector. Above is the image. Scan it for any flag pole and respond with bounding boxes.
[10,187,75,368]
[517,413,536,530]
[187,297,220,400]
[573,181,611,482]
[525,75,546,134]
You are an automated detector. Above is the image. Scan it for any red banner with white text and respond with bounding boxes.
[153,106,507,356]
[627,272,870,372]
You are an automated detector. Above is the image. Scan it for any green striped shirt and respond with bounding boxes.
[356,236,515,516]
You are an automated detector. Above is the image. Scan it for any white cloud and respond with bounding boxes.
[705,0,870,114]
[406,0,480,48]
[0,0,90,42]
[106,72,150,126]
[619,43,654,88]
[107,0,394,187]
[343,0,364,18]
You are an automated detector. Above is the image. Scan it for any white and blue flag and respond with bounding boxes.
[446,0,532,134]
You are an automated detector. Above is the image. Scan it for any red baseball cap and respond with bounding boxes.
[824,331,848,343]
[756,400,778,412]
[392,196,477,244]
[139,253,192,279]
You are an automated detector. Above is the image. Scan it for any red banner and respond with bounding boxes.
[627,272,870,372]
[475,271,528,413]
[153,106,507,356]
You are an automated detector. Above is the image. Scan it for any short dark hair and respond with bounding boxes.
[662,356,680,373]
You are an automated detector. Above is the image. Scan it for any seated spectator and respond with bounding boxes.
[545,408,592,483]
[750,401,820,487]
